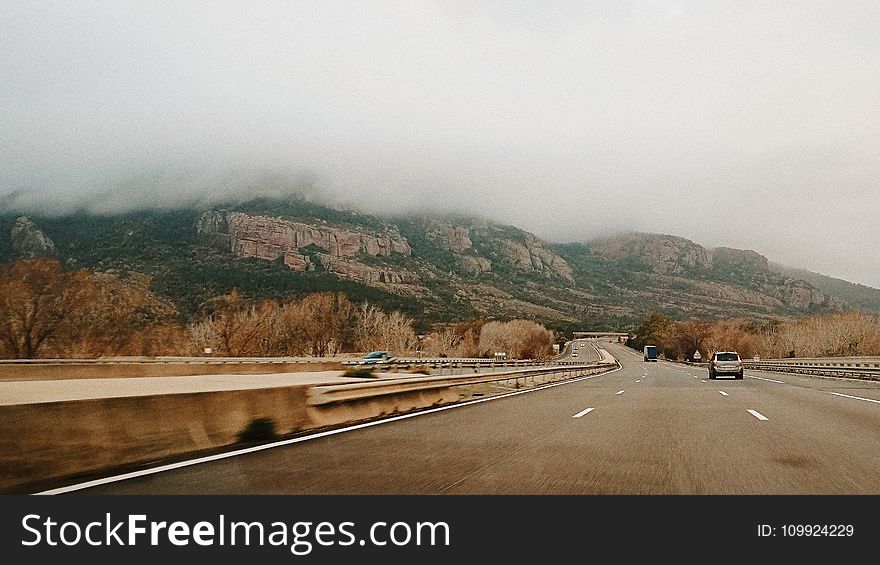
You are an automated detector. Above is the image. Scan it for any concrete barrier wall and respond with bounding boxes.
[306,387,460,429]
[0,361,346,381]
[0,385,311,493]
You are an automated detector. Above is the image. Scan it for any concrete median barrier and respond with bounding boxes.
[0,385,311,493]
[0,359,618,493]
[0,358,349,381]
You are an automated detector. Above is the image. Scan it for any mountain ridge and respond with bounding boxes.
[2,198,875,331]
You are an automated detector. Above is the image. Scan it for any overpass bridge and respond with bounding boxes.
[573,331,629,342]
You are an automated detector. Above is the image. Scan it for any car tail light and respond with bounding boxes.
[737,360,743,366]
[712,359,717,365]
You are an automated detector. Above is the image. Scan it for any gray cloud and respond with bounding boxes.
[2,1,880,286]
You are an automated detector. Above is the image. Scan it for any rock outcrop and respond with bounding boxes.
[590,232,710,275]
[10,216,55,257]
[587,232,840,312]
[420,219,572,280]
[196,210,417,281]
[316,254,419,285]
[710,247,770,272]
[521,232,574,281]
[425,222,474,254]
[709,247,835,309]
[456,254,492,274]
[221,212,412,260]
[474,226,574,281]
[424,220,492,274]
[757,276,835,310]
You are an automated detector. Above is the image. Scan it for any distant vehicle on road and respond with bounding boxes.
[643,345,658,362]
[708,351,744,379]
[571,351,578,358]
[360,351,393,364]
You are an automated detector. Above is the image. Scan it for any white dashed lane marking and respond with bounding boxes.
[831,392,880,405]
[747,375,785,384]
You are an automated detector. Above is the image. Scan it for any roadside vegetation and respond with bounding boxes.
[628,311,880,360]
[0,258,557,360]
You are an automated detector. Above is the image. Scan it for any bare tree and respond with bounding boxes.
[704,318,757,359]
[380,311,418,353]
[295,292,356,356]
[478,319,555,359]
[354,302,417,354]
[0,258,91,358]
[189,290,272,356]
[423,327,460,357]
[674,319,714,360]
[756,311,880,358]
[452,320,484,357]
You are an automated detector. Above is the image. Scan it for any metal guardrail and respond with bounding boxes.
[1,355,583,367]
[342,357,588,369]
[743,357,880,380]
[310,361,619,406]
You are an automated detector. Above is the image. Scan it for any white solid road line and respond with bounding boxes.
[701,380,706,383]
[36,363,624,495]
[615,389,626,395]
[747,375,785,384]
[635,379,641,383]
[747,409,770,421]
[572,407,595,418]
[719,391,729,396]
[831,392,880,405]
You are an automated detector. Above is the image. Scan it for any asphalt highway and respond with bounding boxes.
[70,341,880,494]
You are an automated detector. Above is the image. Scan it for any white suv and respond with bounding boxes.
[708,351,744,379]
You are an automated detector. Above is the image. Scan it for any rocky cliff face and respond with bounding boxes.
[422,219,572,280]
[10,216,55,257]
[197,210,418,285]
[425,222,474,254]
[589,232,710,275]
[315,254,419,285]
[455,254,492,275]
[224,212,411,262]
[424,220,492,274]
[496,232,574,281]
[757,277,833,310]
[709,247,835,309]
[710,247,770,272]
[584,232,838,312]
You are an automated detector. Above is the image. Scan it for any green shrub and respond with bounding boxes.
[237,417,277,443]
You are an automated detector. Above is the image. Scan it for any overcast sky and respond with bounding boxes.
[2,1,880,286]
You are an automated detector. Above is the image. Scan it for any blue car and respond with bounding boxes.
[360,351,393,364]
